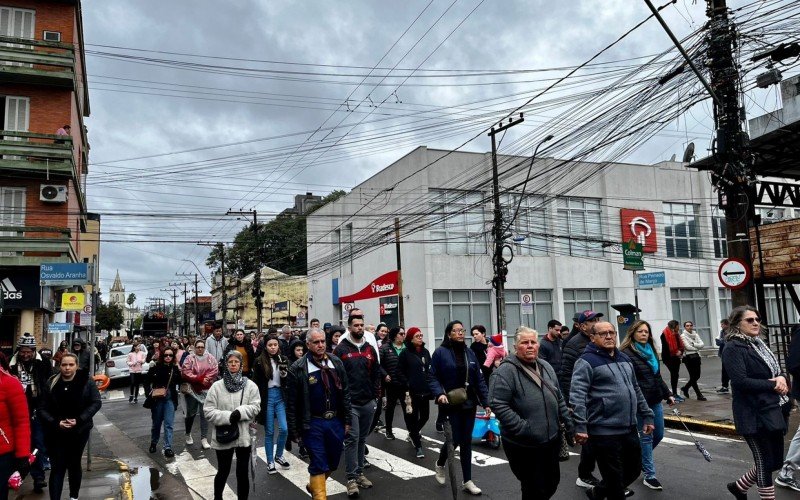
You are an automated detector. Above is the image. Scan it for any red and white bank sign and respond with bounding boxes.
[620,209,657,253]
[338,271,399,304]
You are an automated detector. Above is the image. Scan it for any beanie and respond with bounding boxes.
[406,327,421,338]
[490,333,503,346]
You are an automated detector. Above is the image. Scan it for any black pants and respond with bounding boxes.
[48,429,91,500]
[743,432,785,487]
[384,384,407,433]
[664,358,682,396]
[436,407,476,482]
[215,446,251,500]
[721,363,730,388]
[682,354,703,396]
[578,440,597,479]
[504,437,561,499]
[129,372,143,399]
[405,395,430,448]
[590,429,642,500]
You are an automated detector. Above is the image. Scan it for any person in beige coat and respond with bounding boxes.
[204,350,260,500]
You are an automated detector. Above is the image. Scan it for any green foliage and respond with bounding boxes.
[96,301,124,331]
[126,293,136,307]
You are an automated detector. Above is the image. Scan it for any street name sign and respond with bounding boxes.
[40,263,90,286]
[636,271,666,289]
[718,258,751,290]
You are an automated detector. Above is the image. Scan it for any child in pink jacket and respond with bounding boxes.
[484,333,508,370]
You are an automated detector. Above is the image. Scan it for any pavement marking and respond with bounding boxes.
[255,445,348,497]
[386,427,508,467]
[661,437,694,446]
[172,450,236,499]
[105,387,145,401]
[666,429,741,443]
[363,443,435,479]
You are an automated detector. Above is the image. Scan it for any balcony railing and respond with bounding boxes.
[0,226,77,265]
[0,130,76,175]
[0,35,75,88]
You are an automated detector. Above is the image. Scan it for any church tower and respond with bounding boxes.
[109,271,125,306]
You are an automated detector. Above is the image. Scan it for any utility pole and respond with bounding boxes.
[166,284,182,335]
[182,283,188,335]
[199,242,228,334]
[227,209,263,334]
[176,273,200,336]
[488,114,524,336]
[394,218,404,327]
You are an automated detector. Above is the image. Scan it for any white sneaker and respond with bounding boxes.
[462,480,482,495]
[201,438,210,449]
[434,464,446,485]
[185,435,194,445]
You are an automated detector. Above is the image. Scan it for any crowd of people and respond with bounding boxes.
[2,303,798,500]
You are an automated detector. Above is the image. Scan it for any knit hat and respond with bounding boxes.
[490,333,503,346]
[17,333,36,350]
[406,326,421,338]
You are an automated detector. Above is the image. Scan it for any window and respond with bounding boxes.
[432,290,492,344]
[333,229,341,277]
[664,203,700,258]
[671,288,711,344]
[712,216,727,259]
[429,189,486,255]
[718,287,732,321]
[763,286,799,327]
[757,207,786,225]
[0,7,34,69]
[505,289,554,334]
[502,194,547,256]
[0,186,25,231]
[556,197,603,257]
[563,288,609,323]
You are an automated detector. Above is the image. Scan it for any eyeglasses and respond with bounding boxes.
[413,334,424,338]
[594,331,616,338]
[743,317,761,324]
[452,328,465,333]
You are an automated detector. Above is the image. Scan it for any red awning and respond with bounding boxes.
[338,271,399,304]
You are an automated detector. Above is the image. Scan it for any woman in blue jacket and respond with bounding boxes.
[429,320,490,496]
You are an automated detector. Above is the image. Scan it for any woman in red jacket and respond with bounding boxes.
[0,351,31,499]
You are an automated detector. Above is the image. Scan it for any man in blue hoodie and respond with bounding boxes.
[571,321,654,500]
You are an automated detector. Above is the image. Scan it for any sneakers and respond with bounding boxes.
[462,480,482,495]
[267,462,277,474]
[148,443,157,453]
[385,431,396,440]
[681,387,690,399]
[33,479,46,493]
[576,475,601,488]
[436,422,444,433]
[356,474,373,488]
[625,489,634,497]
[697,394,708,401]
[643,477,663,490]
[364,458,371,469]
[434,464,446,485]
[727,482,747,500]
[201,438,210,449]
[674,395,685,403]
[775,475,800,492]
[164,448,175,458]
[716,386,730,394]
[275,456,290,468]
[298,446,309,459]
[415,447,425,458]
[185,434,194,445]
[347,479,359,497]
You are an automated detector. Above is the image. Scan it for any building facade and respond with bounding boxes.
[0,0,91,352]
[109,270,124,306]
[307,147,798,349]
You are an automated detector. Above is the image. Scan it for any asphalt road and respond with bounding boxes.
[97,388,798,500]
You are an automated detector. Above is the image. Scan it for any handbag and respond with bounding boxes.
[150,369,173,399]
[215,389,245,444]
[520,362,572,460]
[445,353,470,406]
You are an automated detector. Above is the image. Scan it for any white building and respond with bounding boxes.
[306,146,797,348]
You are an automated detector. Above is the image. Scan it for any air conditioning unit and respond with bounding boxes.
[40,184,67,203]
[43,31,61,42]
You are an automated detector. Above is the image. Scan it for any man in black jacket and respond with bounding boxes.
[334,314,381,498]
[559,310,603,489]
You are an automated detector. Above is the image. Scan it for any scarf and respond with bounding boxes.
[222,367,246,393]
[634,342,659,374]
[662,327,684,355]
[727,332,789,406]
[308,354,342,391]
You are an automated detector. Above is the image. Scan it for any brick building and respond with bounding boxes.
[0,0,92,353]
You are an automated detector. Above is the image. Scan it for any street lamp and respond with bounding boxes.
[181,259,212,287]
[507,134,555,230]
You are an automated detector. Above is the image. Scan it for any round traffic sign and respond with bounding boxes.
[83,304,93,314]
[521,293,532,304]
[718,258,751,290]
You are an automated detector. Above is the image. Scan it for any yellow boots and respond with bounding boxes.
[307,474,327,500]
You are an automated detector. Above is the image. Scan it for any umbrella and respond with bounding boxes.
[442,421,459,500]
[672,409,712,462]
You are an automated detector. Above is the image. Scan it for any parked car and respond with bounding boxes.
[105,344,149,381]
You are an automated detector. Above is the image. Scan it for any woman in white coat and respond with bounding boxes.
[204,350,260,500]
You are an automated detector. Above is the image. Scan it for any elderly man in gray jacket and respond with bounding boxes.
[490,326,574,499]
[571,321,654,500]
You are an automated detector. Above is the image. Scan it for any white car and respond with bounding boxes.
[105,344,149,381]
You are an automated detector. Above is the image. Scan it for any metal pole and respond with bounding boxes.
[194,273,199,336]
[394,217,404,327]
[86,256,98,470]
[220,243,227,334]
[633,270,640,320]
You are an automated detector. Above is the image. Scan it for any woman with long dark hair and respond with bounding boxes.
[429,320,490,496]
[724,306,790,500]
[398,326,433,458]
[620,320,674,491]
[659,320,684,401]
[146,347,182,457]
[39,352,102,500]
[223,329,256,378]
[379,326,407,440]
[253,335,291,474]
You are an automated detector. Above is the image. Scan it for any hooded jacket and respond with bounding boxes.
[223,337,255,375]
[181,351,219,394]
[334,337,381,406]
[71,337,93,372]
[558,329,591,402]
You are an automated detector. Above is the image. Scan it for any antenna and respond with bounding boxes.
[682,142,695,163]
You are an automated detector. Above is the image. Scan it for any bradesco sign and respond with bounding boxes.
[338,271,399,304]
[40,263,90,286]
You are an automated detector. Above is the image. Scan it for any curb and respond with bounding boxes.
[116,459,133,500]
[663,415,739,436]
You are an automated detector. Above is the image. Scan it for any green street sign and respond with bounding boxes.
[623,240,644,271]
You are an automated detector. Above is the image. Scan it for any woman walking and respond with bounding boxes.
[181,339,218,449]
[253,335,291,474]
[126,342,146,404]
[39,353,102,500]
[680,321,706,400]
[205,351,261,500]
[470,325,490,382]
[0,352,31,500]
[146,347,182,457]
[660,320,684,401]
[224,329,255,378]
[620,320,675,491]
[380,326,408,440]
[398,327,434,458]
[724,306,790,500]
[429,320,490,496]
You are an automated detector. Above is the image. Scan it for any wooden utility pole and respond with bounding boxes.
[227,210,263,334]
[199,242,228,334]
[394,218,404,327]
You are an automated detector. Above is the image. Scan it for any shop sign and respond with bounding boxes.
[620,209,657,253]
[61,293,86,311]
[622,240,644,271]
[0,267,42,309]
[338,271,399,304]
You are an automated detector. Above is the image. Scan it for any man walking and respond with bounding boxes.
[10,333,50,493]
[334,314,381,497]
[205,326,227,365]
[538,320,564,375]
[279,325,295,358]
[571,322,654,500]
[286,329,351,500]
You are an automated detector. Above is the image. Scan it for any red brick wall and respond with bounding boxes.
[1,0,75,43]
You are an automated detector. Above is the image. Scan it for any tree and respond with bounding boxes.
[96,302,124,331]
[126,293,136,308]
[207,190,346,277]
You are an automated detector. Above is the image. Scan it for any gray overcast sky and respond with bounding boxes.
[80,0,793,305]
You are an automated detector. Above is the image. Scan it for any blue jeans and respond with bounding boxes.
[151,398,176,450]
[30,416,47,481]
[265,387,288,462]
[637,402,665,479]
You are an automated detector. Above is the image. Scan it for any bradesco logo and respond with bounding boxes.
[0,278,21,300]
[371,282,395,293]
[620,209,657,253]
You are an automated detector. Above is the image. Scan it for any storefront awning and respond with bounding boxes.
[338,271,398,304]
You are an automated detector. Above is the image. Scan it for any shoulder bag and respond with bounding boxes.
[215,389,245,444]
[519,362,572,461]
[150,369,173,399]
[445,352,470,406]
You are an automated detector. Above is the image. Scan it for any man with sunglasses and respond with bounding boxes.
[571,322,654,500]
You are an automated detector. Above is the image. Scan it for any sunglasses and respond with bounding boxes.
[163,354,174,358]
[743,317,761,324]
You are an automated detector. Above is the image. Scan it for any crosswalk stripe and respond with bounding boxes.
[172,450,236,499]
[385,427,508,467]
[255,446,349,497]
[105,387,145,401]
[661,437,694,446]
[363,444,434,479]
[666,429,740,443]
